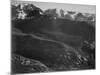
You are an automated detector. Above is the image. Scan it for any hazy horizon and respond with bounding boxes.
[11,0,96,14]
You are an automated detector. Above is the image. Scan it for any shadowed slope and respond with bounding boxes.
[13,16,95,48]
[12,31,92,71]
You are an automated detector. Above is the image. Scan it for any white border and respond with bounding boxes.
[0,0,99,75]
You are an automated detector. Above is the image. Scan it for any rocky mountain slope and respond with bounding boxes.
[11,3,95,73]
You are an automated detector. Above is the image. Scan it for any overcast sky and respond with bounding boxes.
[11,0,96,14]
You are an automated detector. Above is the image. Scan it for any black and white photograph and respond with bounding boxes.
[11,0,96,74]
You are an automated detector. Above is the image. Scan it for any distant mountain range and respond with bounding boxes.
[11,3,95,25]
[11,3,95,73]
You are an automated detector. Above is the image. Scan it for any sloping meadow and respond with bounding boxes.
[11,2,95,74]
